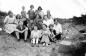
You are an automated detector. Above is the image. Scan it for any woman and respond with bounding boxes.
[15,21,28,41]
[4,11,17,34]
[43,10,54,27]
[43,15,54,28]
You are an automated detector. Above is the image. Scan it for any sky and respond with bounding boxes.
[0,0,86,19]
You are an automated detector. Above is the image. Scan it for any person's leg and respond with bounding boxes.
[15,32,20,40]
[36,38,39,44]
[24,30,28,41]
[28,29,31,42]
[32,38,35,44]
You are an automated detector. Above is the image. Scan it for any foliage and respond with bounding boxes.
[72,15,86,25]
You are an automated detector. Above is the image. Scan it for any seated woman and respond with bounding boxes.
[31,26,42,46]
[4,11,17,35]
[43,15,54,28]
[15,21,28,42]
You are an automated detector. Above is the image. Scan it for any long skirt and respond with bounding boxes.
[4,24,17,34]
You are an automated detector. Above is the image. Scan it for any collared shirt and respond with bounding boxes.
[53,23,62,34]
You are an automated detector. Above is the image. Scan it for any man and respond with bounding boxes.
[53,19,62,40]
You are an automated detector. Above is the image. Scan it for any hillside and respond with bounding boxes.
[0,10,86,56]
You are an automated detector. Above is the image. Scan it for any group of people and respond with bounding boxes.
[4,5,62,46]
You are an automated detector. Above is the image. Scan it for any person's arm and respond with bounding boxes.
[15,28,22,33]
[82,33,86,34]
[30,31,34,38]
[14,17,18,24]
[27,11,30,19]
[21,27,28,33]
[4,16,8,24]
[59,24,62,33]
[41,11,44,19]
[48,30,51,37]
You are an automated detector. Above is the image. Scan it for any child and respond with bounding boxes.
[35,6,44,22]
[21,6,28,26]
[41,24,51,46]
[49,24,56,42]
[31,26,42,46]
[21,6,27,19]
[27,5,36,20]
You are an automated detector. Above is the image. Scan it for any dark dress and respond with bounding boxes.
[27,10,36,20]
[17,25,26,39]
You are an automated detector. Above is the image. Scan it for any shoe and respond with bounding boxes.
[31,44,35,47]
[17,39,20,41]
[36,44,39,47]
[24,40,27,42]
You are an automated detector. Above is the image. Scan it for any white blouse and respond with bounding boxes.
[31,30,42,38]
[43,18,54,27]
[4,16,16,24]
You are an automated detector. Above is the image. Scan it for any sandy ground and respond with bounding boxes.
[0,35,59,56]
[0,23,86,56]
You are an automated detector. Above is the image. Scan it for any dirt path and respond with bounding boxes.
[0,35,57,56]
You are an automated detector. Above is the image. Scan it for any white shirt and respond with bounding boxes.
[31,30,42,38]
[4,16,16,24]
[43,18,54,27]
[53,23,62,34]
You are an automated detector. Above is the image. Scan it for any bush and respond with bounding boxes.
[72,15,86,25]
